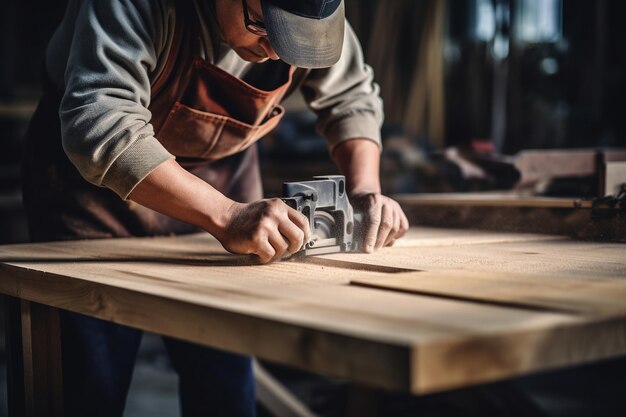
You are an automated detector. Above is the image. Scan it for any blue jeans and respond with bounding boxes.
[59,310,255,417]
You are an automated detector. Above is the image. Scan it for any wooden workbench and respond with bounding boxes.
[1,227,626,415]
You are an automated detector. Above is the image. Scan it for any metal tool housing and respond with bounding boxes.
[282,175,358,255]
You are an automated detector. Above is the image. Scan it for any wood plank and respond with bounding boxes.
[4,296,26,417]
[4,258,624,394]
[0,252,570,346]
[351,269,626,316]
[320,239,626,279]
[1,230,626,394]
[254,361,319,417]
[379,227,565,247]
[395,193,592,209]
[397,203,626,241]
[413,315,626,393]
[4,297,64,417]
[0,261,412,391]
[19,301,64,417]
[514,149,597,187]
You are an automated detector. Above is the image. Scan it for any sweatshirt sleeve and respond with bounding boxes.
[59,0,175,199]
[299,21,384,153]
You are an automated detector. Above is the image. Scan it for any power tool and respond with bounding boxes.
[282,175,363,256]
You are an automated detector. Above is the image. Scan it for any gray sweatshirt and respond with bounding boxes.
[45,0,384,199]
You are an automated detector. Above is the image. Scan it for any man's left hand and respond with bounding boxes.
[350,192,409,253]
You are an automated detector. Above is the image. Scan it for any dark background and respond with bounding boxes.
[2,1,626,244]
[1,0,625,415]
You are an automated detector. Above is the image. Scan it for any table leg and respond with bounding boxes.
[4,297,63,417]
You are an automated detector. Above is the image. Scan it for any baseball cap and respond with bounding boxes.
[260,0,345,69]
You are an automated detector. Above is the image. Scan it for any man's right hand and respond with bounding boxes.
[129,160,310,264]
[218,199,311,264]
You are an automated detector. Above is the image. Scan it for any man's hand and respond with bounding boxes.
[128,160,310,264]
[351,193,409,252]
[331,138,410,253]
[217,199,311,264]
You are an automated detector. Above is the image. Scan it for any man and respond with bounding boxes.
[21,0,408,415]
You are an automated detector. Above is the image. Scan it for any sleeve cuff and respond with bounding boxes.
[323,114,382,154]
[101,135,175,199]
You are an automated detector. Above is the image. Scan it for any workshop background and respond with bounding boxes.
[0,0,624,416]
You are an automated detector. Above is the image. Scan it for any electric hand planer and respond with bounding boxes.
[282,175,364,256]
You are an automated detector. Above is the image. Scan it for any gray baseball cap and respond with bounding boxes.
[261,0,345,69]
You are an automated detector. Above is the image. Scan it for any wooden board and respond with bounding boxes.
[395,193,592,209]
[351,269,626,315]
[1,227,626,394]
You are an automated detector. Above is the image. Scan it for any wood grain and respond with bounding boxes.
[1,228,625,394]
[20,301,64,417]
[351,269,626,315]
[324,239,626,278]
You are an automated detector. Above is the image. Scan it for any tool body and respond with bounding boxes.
[282,175,362,255]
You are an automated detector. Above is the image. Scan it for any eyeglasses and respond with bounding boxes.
[242,0,268,37]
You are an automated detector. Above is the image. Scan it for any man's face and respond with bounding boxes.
[215,0,280,63]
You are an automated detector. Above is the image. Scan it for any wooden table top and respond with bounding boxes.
[1,227,625,394]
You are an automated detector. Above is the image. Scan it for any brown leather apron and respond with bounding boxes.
[22,1,295,242]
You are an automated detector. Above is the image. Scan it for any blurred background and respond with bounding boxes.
[1,0,625,415]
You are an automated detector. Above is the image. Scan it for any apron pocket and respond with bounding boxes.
[209,105,285,161]
[156,102,226,159]
[157,102,286,162]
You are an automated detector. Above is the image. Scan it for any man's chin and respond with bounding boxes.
[235,48,269,63]
[249,56,269,63]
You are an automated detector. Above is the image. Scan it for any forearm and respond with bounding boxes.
[127,159,233,239]
[332,138,409,252]
[331,138,382,195]
[129,158,310,263]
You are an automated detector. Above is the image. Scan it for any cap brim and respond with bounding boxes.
[261,1,345,69]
